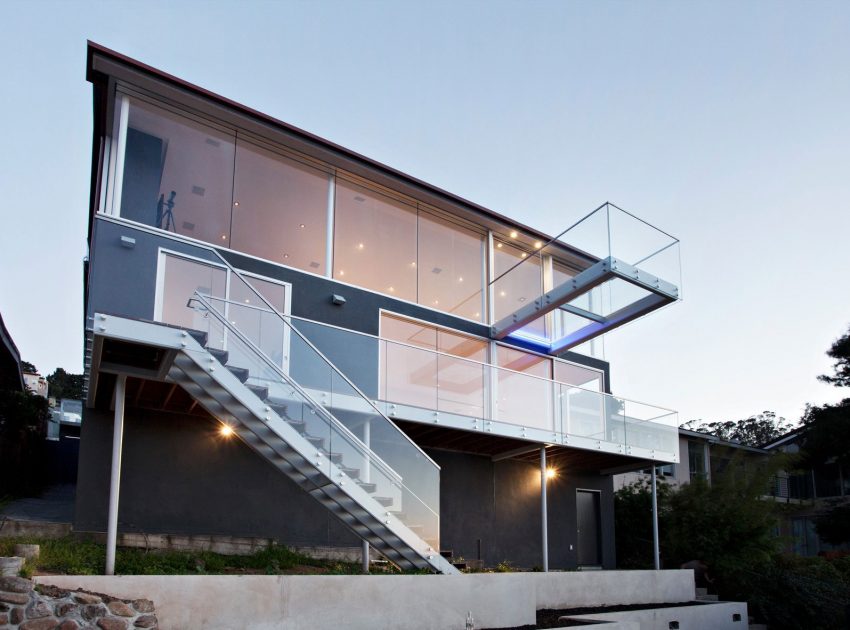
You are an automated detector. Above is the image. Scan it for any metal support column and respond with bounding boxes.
[362,419,371,574]
[651,465,660,570]
[105,375,127,576]
[541,446,549,572]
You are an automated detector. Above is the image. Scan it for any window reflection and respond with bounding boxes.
[495,345,552,430]
[121,98,235,246]
[380,314,488,417]
[333,180,417,301]
[493,239,545,338]
[418,212,485,322]
[159,255,227,350]
[231,139,329,274]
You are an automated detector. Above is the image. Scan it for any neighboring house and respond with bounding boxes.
[763,428,850,557]
[0,312,24,392]
[78,43,683,573]
[48,399,83,441]
[23,371,48,398]
[615,428,768,490]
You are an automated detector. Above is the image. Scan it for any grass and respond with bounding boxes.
[0,536,369,576]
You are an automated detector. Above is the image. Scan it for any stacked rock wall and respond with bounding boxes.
[0,577,157,630]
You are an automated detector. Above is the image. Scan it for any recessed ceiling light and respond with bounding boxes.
[357,243,364,250]
[500,291,506,297]
[339,270,345,276]
[434,300,439,305]
[509,231,518,239]
[534,241,542,249]
[219,424,234,437]
[388,286,394,292]
[283,253,289,259]
[244,299,250,303]
[496,243,503,248]
[299,223,305,228]
[411,261,417,267]
[474,312,480,318]
[233,201,239,207]
[519,297,526,302]
[521,253,528,258]
[220,235,227,240]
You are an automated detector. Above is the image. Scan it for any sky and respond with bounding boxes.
[1,0,848,427]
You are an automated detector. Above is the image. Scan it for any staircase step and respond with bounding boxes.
[206,347,228,364]
[246,384,269,400]
[286,418,307,433]
[268,403,289,419]
[696,594,718,601]
[695,587,707,596]
[188,329,208,347]
[305,434,326,449]
[374,496,394,507]
[322,451,344,464]
[339,465,360,478]
[357,482,377,493]
[226,365,250,383]
[440,550,453,559]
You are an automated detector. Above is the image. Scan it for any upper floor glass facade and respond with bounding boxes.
[102,91,587,340]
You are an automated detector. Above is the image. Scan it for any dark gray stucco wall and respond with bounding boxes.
[87,218,610,390]
[428,449,616,570]
[75,406,358,547]
[76,405,614,568]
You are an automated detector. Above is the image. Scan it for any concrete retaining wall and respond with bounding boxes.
[36,570,696,630]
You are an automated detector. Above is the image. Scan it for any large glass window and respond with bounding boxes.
[381,313,488,417]
[493,239,545,337]
[231,139,329,274]
[495,345,552,430]
[158,255,227,349]
[120,98,235,246]
[333,180,417,301]
[554,360,603,392]
[417,212,485,322]
[688,441,707,481]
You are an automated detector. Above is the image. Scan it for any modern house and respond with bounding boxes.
[78,42,683,575]
[614,428,770,491]
[763,428,850,557]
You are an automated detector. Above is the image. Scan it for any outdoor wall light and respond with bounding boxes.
[331,294,346,306]
[546,467,557,480]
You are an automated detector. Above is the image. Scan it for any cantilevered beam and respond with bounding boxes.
[492,444,546,462]
[490,256,679,353]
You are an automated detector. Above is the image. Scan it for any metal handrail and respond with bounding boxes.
[176,244,441,471]
[190,292,405,487]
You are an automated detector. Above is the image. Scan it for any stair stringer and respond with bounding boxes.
[167,337,457,574]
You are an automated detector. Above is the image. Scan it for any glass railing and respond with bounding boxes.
[490,202,681,353]
[183,286,441,550]
[276,315,680,462]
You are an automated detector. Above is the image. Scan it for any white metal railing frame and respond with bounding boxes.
[190,291,404,488]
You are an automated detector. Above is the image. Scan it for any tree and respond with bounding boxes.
[46,368,85,401]
[814,501,850,546]
[680,411,794,447]
[0,387,50,496]
[21,360,37,374]
[818,327,850,388]
[613,478,672,569]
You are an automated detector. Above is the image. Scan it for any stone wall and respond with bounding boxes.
[0,577,157,630]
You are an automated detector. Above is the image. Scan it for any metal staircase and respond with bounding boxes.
[91,253,457,575]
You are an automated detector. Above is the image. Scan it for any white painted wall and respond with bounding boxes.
[37,570,698,630]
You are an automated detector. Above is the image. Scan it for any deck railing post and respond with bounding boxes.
[105,374,127,575]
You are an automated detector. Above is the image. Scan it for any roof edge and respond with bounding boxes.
[85,41,560,245]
